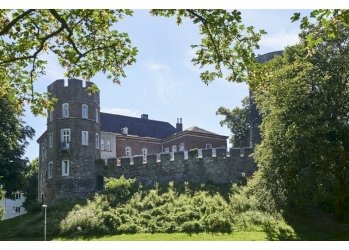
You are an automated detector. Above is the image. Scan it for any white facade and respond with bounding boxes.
[0,192,27,220]
[100,132,116,160]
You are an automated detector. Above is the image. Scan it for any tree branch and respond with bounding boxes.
[186,10,223,65]
[0,26,64,65]
[48,9,83,57]
[0,9,36,36]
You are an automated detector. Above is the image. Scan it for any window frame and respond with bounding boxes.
[62,160,70,176]
[96,133,100,149]
[49,133,53,148]
[82,104,88,119]
[82,130,89,145]
[48,161,53,179]
[125,146,132,157]
[62,103,69,118]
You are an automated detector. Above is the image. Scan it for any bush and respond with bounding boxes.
[104,176,138,206]
[263,219,298,240]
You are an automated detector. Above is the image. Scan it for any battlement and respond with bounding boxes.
[48,78,95,91]
[47,78,99,103]
[98,147,257,186]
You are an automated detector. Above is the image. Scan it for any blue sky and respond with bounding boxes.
[23,9,311,161]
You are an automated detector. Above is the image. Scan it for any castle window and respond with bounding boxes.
[172,145,177,152]
[206,144,212,149]
[179,142,185,151]
[164,148,169,152]
[101,139,105,150]
[60,129,71,149]
[96,133,100,149]
[62,160,70,176]
[49,110,53,122]
[82,131,89,145]
[13,207,21,213]
[48,162,53,179]
[14,192,21,200]
[142,148,148,156]
[96,108,99,123]
[106,140,111,151]
[49,133,53,148]
[125,146,132,157]
[62,103,69,118]
[82,104,88,119]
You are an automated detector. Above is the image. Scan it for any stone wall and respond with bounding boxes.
[96,147,257,187]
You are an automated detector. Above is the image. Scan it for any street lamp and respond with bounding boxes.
[42,204,47,241]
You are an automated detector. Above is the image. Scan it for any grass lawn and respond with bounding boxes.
[55,232,268,241]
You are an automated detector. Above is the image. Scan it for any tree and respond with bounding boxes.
[0,186,4,220]
[216,96,250,147]
[22,158,39,211]
[250,15,349,220]
[0,93,35,197]
[0,9,264,115]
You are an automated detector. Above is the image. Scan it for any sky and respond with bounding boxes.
[22,9,312,161]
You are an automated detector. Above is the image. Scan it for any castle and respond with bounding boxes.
[37,52,277,204]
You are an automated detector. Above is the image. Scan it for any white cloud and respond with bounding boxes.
[101,107,140,117]
[260,30,299,50]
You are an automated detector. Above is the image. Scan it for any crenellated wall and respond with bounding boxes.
[96,147,257,187]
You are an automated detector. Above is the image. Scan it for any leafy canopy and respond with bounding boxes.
[0,9,265,115]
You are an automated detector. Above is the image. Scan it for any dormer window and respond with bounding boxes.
[121,127,128,135]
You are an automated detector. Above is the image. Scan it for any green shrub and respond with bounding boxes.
[104,176,137,206]
[263,219,298,240]
[181,220,204,234]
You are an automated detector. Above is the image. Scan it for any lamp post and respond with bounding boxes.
[42,204,47,241]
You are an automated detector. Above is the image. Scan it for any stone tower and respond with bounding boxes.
[38,78,101,203]
[249,51,283,147]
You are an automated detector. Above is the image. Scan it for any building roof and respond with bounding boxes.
[185,126,218,135]
[100,112,176,139]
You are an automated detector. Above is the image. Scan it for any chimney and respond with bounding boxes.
[141,114,148,120]
[176,118,183,132]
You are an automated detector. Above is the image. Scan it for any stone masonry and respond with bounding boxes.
[96,147,256,187]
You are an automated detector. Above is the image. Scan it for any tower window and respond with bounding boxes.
[96,133,100,149]
[125,146,132,157]
[60,128,71,149]
[49,133,53,148]
[82,131,89,145]
[62,160,70,176]
[62,103,69,118]
[82,104,88,119]
[96,108,99,123]
[48,162,53,178]
[49,110,53,122]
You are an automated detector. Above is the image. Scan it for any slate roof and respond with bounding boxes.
[100,112,176,139]
[185,126,218,135]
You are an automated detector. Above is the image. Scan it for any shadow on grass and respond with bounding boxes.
[285,208,349,241]
[0,198,88,241]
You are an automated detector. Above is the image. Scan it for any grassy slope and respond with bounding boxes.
[1,211,349,241]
